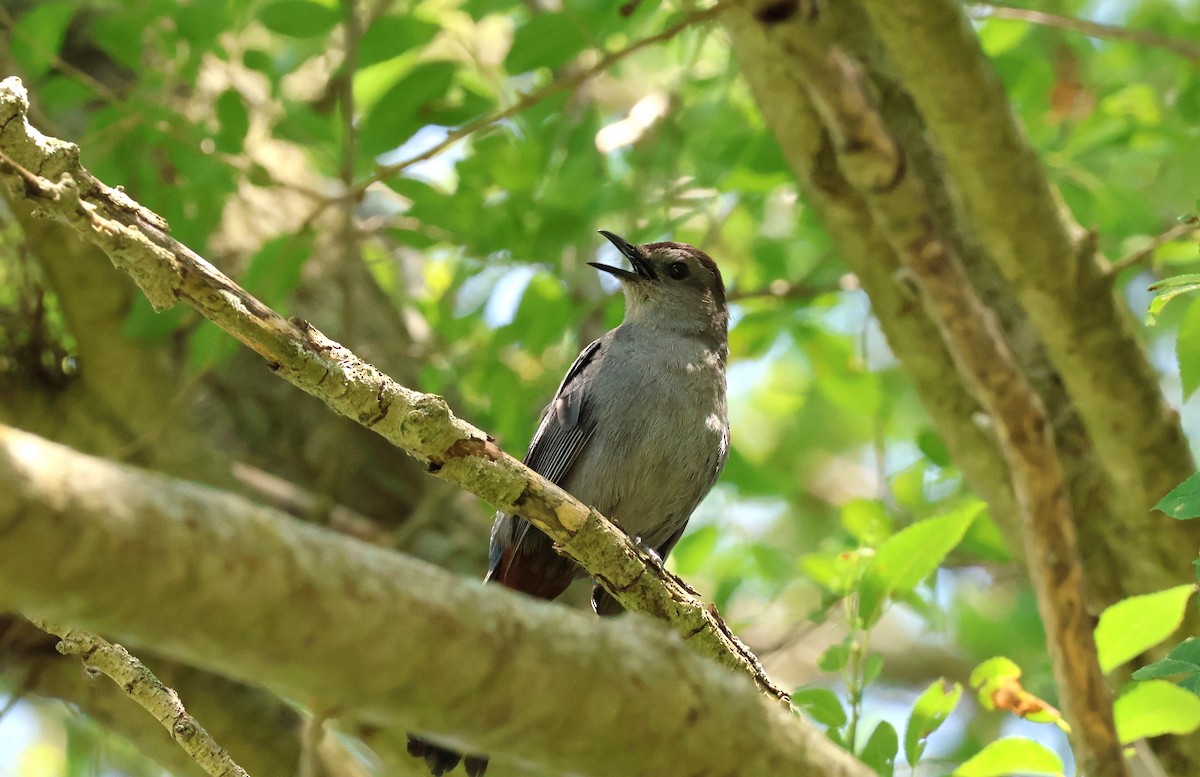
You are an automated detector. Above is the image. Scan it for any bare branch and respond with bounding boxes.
[1108,215,1200,275]
[969,3,1200,63]
[34,624,250,777]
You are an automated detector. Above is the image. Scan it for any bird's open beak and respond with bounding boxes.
[589,230,657,282]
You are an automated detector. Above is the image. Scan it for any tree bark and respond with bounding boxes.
[0,424,872,777]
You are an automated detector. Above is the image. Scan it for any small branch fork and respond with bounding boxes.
[751,6,1127,777]
[0,77,787,705]
[1108,215,1200,276]
[35,623,250,777]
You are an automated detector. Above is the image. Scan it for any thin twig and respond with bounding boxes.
[0,8,125,105]
[969,3,1200,62]
[338,0,362,331]
[727,276,848,302]
[1108,215,1200,275]
[35,623,250,777]
[363,0,742,191]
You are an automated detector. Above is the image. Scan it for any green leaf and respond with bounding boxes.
[818,643,850,673]
[977,19,1030,57]
[186,321,241,372]
[214,89,249,154]
[1095,585,1197,673]
[1177,298,1200,399]
[360,61,457,155]
[358,15,440,67]
[505,13,588,73]
[969,657,1022,708]
[175,0,229,46]
[1132,658,1200,680]
[259,0,339,38]
[863,654,885,686]
[1168,637,1200,666]
[954,738,1064,777]
[1114,680,1200,743]
[858,502,982,625]
[10,1,74,79]
[860,720,897,777]
[905,679,963,765]
[670,524,718,576]
[916,428,951,467]
[840,499,893,545]
[240,233,312,310]
[792,686,847,727]
[1146,274,1200,324]
[1154,473,1200,520]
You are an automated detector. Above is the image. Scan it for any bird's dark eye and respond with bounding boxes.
[667,261,690,280]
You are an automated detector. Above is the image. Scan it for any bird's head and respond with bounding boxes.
[590,230,728,344]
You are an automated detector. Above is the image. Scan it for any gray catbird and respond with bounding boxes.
[408,231,729,776]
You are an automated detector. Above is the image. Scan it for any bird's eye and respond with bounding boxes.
[667,261,690,280]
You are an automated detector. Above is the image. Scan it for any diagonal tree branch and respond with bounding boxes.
[2,621,387,777]
[33,624,251,777]
[0,423,873,777]
[0,76,784,702]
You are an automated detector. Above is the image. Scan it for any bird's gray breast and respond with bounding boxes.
[563,329,728,548]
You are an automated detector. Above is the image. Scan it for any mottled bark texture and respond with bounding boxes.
[0,425,872,777]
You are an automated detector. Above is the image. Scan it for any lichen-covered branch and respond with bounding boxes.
[3,618,399,777]
[0,424,873,777]
[32,625,250,777]
[0,75,783,702]
[753,13,1125,776]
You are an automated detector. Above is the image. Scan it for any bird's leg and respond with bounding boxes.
[630,534,666,572]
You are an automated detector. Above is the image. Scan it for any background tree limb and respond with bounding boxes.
[0,423,872,777]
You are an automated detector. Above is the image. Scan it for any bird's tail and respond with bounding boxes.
[406,540,577,775]
[591,584,626,617]
[406,736,489,776]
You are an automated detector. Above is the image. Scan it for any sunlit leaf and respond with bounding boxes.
[858,502,981,625]
[818,643,850,673]
[1154,472,1200,520]
[905,679,962,765]
[793,686,847,727]
[954,738,1064,777]
[860,720,897,777]
[1178,298,1200,399]
[1114,680,1200,743]
[1094,584,1197,673]
[1147,274,1200,324]
[969,657,1066,729]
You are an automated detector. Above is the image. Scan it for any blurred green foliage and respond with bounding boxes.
[2,0,1199,774]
